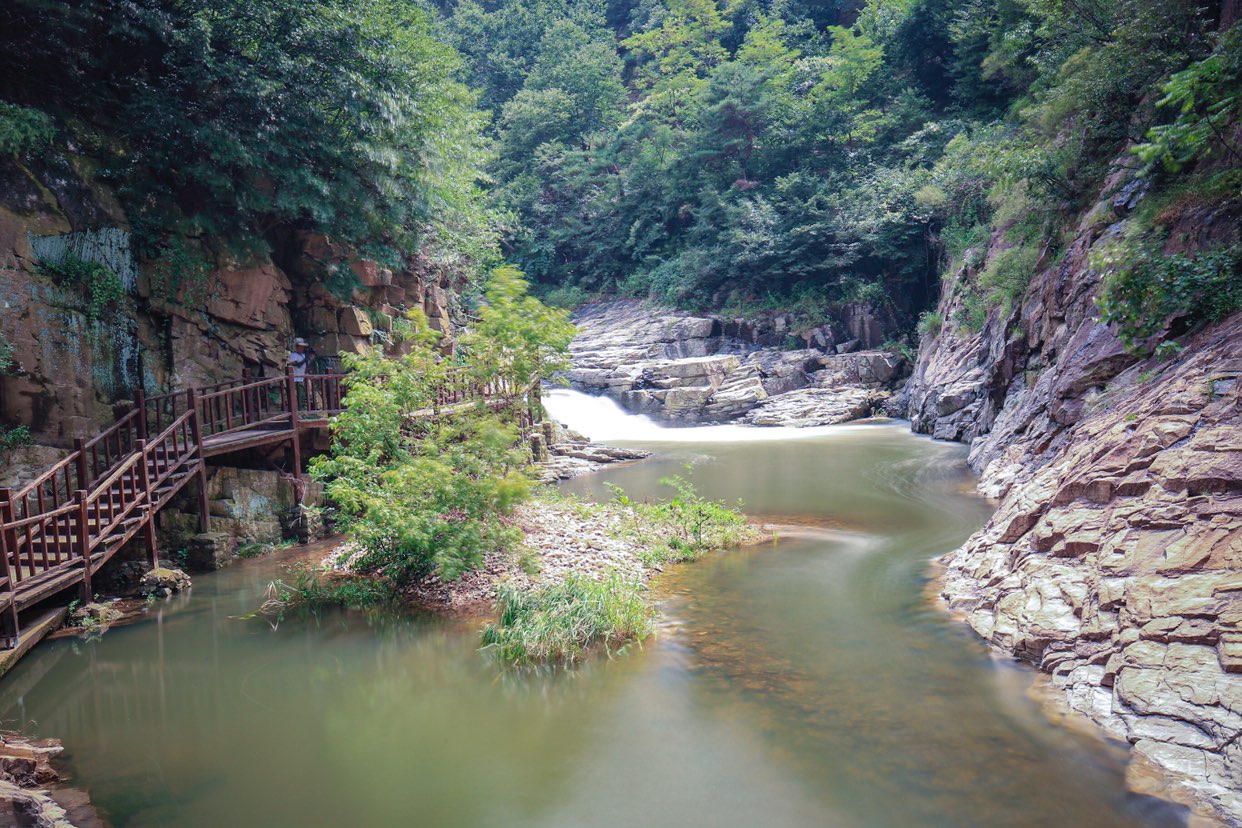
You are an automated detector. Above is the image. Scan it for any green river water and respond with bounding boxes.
[0,390,1185,827]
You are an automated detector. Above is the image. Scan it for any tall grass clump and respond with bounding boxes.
[481,573,654,666]
[258,563,398,617]
[606,470,762,566]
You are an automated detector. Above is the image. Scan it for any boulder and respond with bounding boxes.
[703,370,769,421]
[351,260,393,288]
[139,567,192,598]
[742,386,885,427]
[836,338,860,354]
[186,533,236,571]
[339,306,374,337]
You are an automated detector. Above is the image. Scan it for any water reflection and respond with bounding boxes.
[0,392,1185,828]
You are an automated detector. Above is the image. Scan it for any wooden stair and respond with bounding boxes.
[0,365,534,653]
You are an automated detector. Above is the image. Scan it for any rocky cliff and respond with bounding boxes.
[908,169,1242,821]
[0,149,461,446]
[568,300,905,426]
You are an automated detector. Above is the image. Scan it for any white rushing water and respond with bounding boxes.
[543,388,888,444]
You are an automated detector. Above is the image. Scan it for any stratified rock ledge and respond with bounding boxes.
[568,300,906,425]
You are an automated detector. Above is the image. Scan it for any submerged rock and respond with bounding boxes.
[537,419,651,482]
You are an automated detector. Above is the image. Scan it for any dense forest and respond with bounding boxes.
[450,0,1242,336]
[1,0,1240,339]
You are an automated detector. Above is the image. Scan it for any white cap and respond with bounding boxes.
[294,337,308,346]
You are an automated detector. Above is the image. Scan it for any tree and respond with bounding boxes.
[310,269,574,585]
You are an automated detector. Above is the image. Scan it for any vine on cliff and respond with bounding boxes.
[39,255,126,321]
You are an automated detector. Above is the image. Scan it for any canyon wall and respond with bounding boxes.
[0,149,461,446]
[907,169,1242,821]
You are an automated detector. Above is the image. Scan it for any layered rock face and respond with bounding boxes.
[568,300,904,426]
[0,153,459,445]
[910,182,1242,820]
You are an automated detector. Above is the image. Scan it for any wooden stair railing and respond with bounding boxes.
[0,366,534,650]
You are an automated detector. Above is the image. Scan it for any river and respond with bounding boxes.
[0,390,1184,827]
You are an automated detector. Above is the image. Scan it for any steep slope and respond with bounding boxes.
[908,173,1242,821]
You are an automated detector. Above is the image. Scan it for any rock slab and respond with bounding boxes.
[569,301,904,426]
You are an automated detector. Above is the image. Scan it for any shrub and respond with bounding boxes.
[539,284,590,310]
[481,572,653,665]
[145,236,213,308]
[953,288,989,333]
[940,222,990,273]
[237,539,296,559]
[978,242,1039,312]
[605,472,760,567]
[0,425,31,454]
[0,102,53,156]
[263,563,397,613]
[39,255,126,321]
[310,268,574,586]
[917,310,943,338]
[843,279,890,308]
[1094,235,1242,348]
[0,330,13,374]
[1134,26,1242,174]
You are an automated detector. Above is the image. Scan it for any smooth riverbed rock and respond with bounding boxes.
[742,386,887,427]
[569,301,907,423]
[537,420,651,482]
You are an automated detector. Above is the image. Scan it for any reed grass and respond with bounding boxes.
[481,572,653,665]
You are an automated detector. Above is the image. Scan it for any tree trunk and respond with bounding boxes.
[1223,0,1240,30]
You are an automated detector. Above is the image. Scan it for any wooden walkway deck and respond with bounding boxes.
[0,368,531,651]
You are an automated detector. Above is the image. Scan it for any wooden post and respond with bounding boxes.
[187,390,211,533]
[529,381,543,426]
[135,388,148,440]
[0,491,19,649]
[286,367,303,505]
[74,437,89,491]
[0,489,16,571]
[75,490,92,603]
[136,439,159,568]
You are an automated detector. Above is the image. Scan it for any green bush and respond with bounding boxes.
[1094,235,1242,348]
[538,284,591,310]
[145,236,213,307]
[265,563,397,612]
[0,425,31,454]
[481,572,654,665]
[1134,26,1242,174]
[0,102,53,156]
[917,310,944,338]
[953,288,989,333]
[237,539,296,559]
[978,243,1039,313]
[605,472,759,567]
[310,268,574,586]
[39,255,126,321]
[0,330,13,374]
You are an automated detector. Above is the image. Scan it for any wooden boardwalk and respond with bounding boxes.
[0,368,529,650]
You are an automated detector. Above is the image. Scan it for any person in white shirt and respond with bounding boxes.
[287,337,312,408]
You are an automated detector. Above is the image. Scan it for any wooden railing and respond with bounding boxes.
[0,365,535,648]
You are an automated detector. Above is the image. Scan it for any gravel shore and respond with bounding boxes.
[323,495,766,613]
